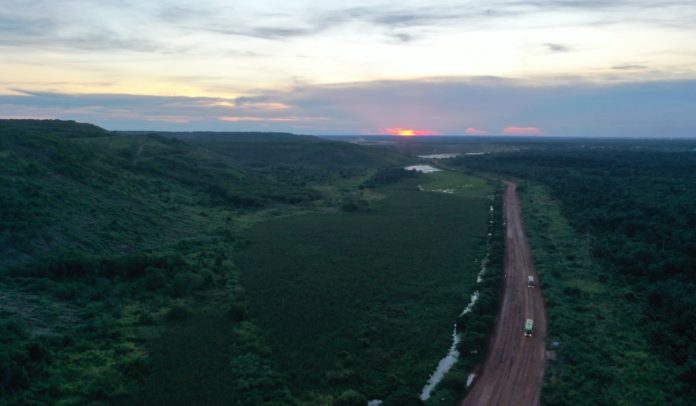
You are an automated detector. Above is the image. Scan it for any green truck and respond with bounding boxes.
[524,319,534,337]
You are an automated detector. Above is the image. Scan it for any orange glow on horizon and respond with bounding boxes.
[385,127,438,136]
[502,126,543,135]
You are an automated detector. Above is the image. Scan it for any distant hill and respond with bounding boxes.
[149,130,317,143]
[1,120,408,268]
[152,131,408,168]
[1,119,110,138]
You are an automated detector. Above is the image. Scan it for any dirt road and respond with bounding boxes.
[461,181,547,406]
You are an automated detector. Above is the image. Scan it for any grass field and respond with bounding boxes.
[418,170,490,196]
[237,171,494,404]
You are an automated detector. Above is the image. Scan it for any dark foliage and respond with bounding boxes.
[452,145,696,402]
[360,167,421,188]
[10,253,186,279]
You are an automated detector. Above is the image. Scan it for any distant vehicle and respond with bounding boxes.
[527,276,535,287]
[524,319,534,337]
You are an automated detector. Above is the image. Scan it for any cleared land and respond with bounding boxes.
[461,182,546,406]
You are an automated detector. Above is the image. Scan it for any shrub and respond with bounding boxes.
[334,389,367,406]
[165,302,191,321]
[142,267,167,291]
[226,301,249,321]
[171,272,204,297]
[340,198,370,212]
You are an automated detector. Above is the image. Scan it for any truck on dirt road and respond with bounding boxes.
[524,319,534,337]
[528,276,535,287]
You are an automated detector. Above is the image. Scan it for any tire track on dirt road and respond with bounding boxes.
[461,181,547,406]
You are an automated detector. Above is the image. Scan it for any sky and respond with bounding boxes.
[1,0,696,136]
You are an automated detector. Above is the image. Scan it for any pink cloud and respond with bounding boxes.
[502,126,542,135]
[465,127,487,135]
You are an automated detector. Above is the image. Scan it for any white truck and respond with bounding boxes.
[524,319,534,337]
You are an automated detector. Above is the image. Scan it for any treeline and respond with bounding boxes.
[361,167,421,188]
[9,253,185,279]
[0,119,110,139]
[452,147,696,402]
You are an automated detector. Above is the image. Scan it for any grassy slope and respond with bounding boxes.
[237,171,494,404]
[167,131,407,169]
[1,122,325,269]
[1,120,415,405]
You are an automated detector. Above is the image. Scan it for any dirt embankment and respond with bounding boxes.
[461,181,547,406]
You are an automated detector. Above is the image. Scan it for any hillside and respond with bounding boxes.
[0,120,420,405]
[1,121,407,268]
[2,126,288,268]
[163,131,408,171]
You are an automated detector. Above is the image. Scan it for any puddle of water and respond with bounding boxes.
[466,373,477,387]
[405,165,441,173]
[419,251,490,400]
[417,153,460,159]
[477,256,489,283]
[420,324,461,401]
[459,291,480,317]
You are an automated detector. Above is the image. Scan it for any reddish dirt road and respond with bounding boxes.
[461,181,547,406]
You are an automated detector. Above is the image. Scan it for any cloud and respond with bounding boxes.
[232,97,291,110]
[502,126,543,135]
[3,77,696,137]
[203,25,324,40]
[388,32,414,43]
[544,43,572,53]
[465,127,487,135]
[0,6,167,52]
[0,14,55,36]
[612,64,649,70]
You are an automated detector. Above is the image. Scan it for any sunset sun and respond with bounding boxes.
[386,127,436,137]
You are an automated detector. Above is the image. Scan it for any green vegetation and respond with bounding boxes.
[16,120,690,405]
[237,170,495,404]
[167,131,408,187]
[425,185,504,405]
[1,120,324,269]
[521,182,673,405]
[360,167,420,188]
[168,131,406,169]
[0,119,417,405]
[451,144,696,405]
[417,170,490,196]
[1,120,502,405]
